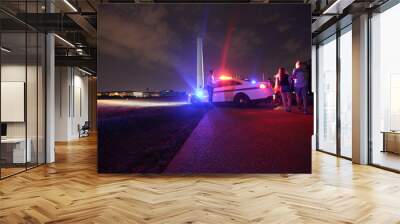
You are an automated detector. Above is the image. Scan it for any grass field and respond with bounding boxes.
[98,99,208,173]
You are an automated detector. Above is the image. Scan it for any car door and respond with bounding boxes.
[213,80,240,102]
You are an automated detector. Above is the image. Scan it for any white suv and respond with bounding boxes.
[190,77,274,107]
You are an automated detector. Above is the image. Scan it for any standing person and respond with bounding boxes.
[275,67,291,112]
[273,73,281,105]
[292,61,308,114]
[206,70,215,103]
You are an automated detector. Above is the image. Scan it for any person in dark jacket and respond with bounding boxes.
[275,67,291,112]
[292,61,308,114]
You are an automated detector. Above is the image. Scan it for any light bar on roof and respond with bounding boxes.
[219,75,232,80]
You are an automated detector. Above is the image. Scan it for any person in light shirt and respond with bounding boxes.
[205,70,215,103]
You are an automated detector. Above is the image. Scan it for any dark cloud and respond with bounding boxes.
[277,24,291,33]
[99,6,177,67]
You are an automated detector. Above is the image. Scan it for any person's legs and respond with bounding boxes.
[282,91,291,112]
[276,92,282,105]
[281,92,287,111]
[301,87,307,113]
[206,86,212,103]
[295,87,302,109]
[208,86,214,103]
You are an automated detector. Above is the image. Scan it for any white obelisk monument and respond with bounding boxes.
[196,36,204,89]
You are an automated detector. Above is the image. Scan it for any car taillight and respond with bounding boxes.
[259,83,266,89]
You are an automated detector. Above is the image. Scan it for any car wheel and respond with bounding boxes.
[234,93,251,107]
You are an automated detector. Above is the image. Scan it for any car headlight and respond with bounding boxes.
[195,89,205,98]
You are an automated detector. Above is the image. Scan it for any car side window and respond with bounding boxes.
[230,81,241,85]
[214,80,241,87]
[213,81,221,88]
[214,81,228,87]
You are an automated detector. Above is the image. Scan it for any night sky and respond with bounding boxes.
[98,4,311,92]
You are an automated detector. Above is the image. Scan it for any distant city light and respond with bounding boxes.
[98,99,188,108]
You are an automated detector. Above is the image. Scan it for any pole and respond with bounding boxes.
[196,37,204,89]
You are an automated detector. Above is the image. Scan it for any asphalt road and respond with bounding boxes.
[165,105,313,173]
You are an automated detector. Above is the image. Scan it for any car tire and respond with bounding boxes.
[234,93,251,107]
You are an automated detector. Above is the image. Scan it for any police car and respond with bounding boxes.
[190,75,274,107]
